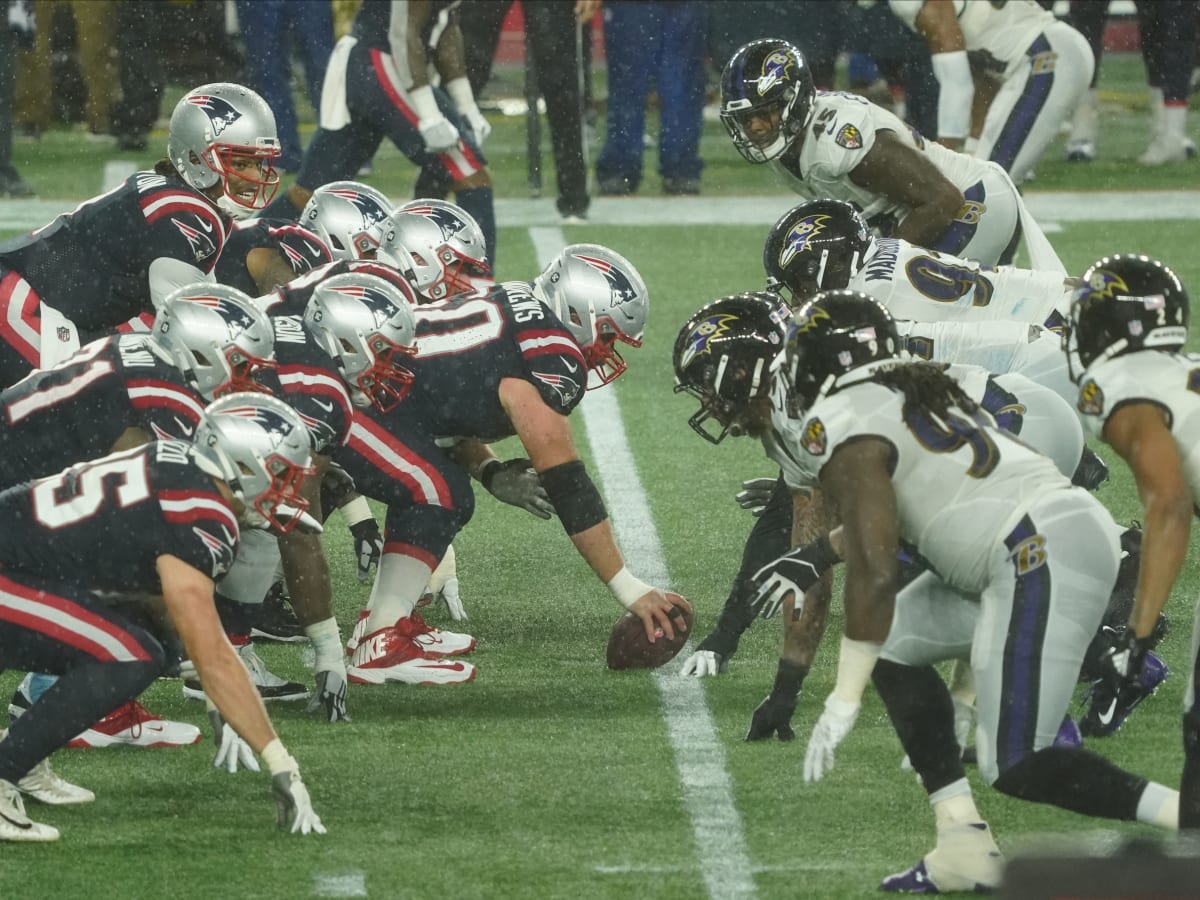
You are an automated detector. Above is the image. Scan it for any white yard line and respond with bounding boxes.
[529,226,758,900]
[3,191,1200,232]
[312,870,368,898]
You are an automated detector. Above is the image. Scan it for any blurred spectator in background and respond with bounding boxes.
[461,0,597,222]
[1065,0,1198,165]
[110,0,164,151]
[596,0,706,196]
[2,0,34,196]
[235,0,334,172]
[882,0,1094,183]
[707,0,847,89]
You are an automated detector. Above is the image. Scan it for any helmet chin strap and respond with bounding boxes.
[218,193,255,221]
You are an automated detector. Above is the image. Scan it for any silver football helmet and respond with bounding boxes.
[300,181,395,261]
[193,393,315,534]
[152,283,276,401]
[167,83,281,217]
[531,244,648,386]
[379,200,490,302]
[303,272,418,412]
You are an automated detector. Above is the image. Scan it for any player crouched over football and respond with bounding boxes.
[0,394,325,841]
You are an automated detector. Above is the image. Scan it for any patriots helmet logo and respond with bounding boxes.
[758,49,794,96]
[329,283,400,327]
[186,295,259,335]
[172,216,217,262]
[577,253,641,308]
[408,204,467,241]
[328,189,390,231]
[679,313,738,369]
[778,214,830,269]
[185,93,244,139]
[220,404,297,445]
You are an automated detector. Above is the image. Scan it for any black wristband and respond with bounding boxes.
[807,534,839,571]
[349,518,379,540]
[478,458,502,491]
[772,658,809,700]
[540,460,608,535]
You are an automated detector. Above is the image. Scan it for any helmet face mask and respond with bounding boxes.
[303,273,418,412]
[194,393,315,534]
[764,201,872,304]
[300,181,394,261]
[532,244,648,388]
[168,83,281,216]
[673,292,790,443]
[720,40,815,164]
[1066,255,1190,383]
[153,284,276,400]
[783,290,900,418]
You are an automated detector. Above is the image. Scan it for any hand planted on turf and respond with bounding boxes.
[1093,626,1153,696]
[630,589,692,644]
[271,769,327,835]
[440,576,467,621]
[418,114,460,153]
[209,709,260,774]
[803,694,860,782]
[745,691,798,741]
[735,477,777,517]
[307,668,350,723]
[679,649,724,677]
[487,458,555,519]
[350,519,383,583]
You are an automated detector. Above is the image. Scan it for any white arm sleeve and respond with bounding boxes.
[930,50,974,140]
[148,257,212,311]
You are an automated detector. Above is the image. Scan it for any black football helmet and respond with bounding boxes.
[764,200,872,303]
[783,290,899,417]
[673,292,792,443]
[720,39,815,164]
[1066,254,1189,382]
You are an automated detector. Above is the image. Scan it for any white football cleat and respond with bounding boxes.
[881,822,1004,893]
[68,700,201,749]
[396,612,475,656]
[1138,134,1190,165]
[0,779,59,842]
[16,758,94,805]
[348,626,476,686]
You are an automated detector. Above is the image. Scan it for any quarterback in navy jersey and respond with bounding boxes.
[335,244,691,687]
[0,84,281,388]
[0,395,325,842]
[215,219,333,296]
[0,285,274,491]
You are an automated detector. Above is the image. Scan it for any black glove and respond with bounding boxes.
[349,519,383,583]
[1094,626,1155,696]
[481,458,555,519]
[306,668,350,723]
[745,659,808,742]
[748,535,839,619]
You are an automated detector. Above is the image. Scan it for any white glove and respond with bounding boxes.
[679,649,724,677]
[410,84,460,153]
[446,76,492,145]
[426,545,467,620]
[271,769,327,835]
[803,694,860,783]
[209,709,260,774]
[440,576,466,621]
[735,477,777,517]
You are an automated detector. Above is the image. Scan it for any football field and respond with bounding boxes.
[3,54,1200,899]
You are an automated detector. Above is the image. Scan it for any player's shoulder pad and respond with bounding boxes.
[134,172,226,265]
[805,92,877,177]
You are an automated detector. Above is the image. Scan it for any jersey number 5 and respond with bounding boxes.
[33,456,151,529]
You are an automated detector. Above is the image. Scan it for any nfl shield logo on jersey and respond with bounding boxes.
[56,326,71,343]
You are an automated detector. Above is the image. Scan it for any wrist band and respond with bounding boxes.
[607,566,651,610]
[339,495,373,527]
[478,458,502,491]
[833,635,882,706]
[445,76,478,114]
[408,84,441,122]
[260,738,296,776]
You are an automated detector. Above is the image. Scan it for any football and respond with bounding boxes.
[606,595,694,670]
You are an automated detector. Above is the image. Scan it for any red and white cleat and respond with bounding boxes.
[67,700,201,749]
[345,609,370,655]
[396,612,475,656]
[348,627,476,686]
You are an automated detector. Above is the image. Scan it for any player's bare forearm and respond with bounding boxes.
[850,131,963,248]
[433,22,468,82]
[782,486,833,666]
[569,518,625,584]
[278,455,333,627]
[405,0,434,87]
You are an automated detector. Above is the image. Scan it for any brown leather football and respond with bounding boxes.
[606,595,693,670]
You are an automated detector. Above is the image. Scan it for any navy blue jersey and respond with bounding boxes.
[0,335,206,489]
[265,258,416,317]
[352,0,462,51]
[0,172,226,336]
[0,441,239,591]
[215,219,332,296]
[268,312,354,455]
[382,281,587,441]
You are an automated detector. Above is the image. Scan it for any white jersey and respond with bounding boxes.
[888,0,1056,80]
[768,372,1070,591]
[852,238,1071,328]
[1077,350,1200,503]
[768,91,993,226]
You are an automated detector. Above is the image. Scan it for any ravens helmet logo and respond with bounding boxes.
[1086,269,1131,301]
[679,313,738,369]
[758,49,794,95]
[1077,379,1105,416]
[792,303,831,334]
[779,214,830,269]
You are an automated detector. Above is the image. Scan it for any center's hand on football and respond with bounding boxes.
[630,589,692,644]
[803,694,860,782]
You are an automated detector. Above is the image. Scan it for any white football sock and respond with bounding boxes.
[1136,781,1179,830]
[364,552,433,634]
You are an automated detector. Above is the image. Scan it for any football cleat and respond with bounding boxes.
[881,823,1002,894]
[68,700,201,749]
[347,626,476,685]
[250,583,306,643]
[1064,139,1096,163]
[395,612,475,656]
[7,746,94,806]
[1080,650,1169,738]
[183,640,310,702]
[0,779,59,842]
[345,609,370,654]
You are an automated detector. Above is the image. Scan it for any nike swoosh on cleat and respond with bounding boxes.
[424,663,467,671]
[1097,698,1119,726]
[1,811,31,829]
